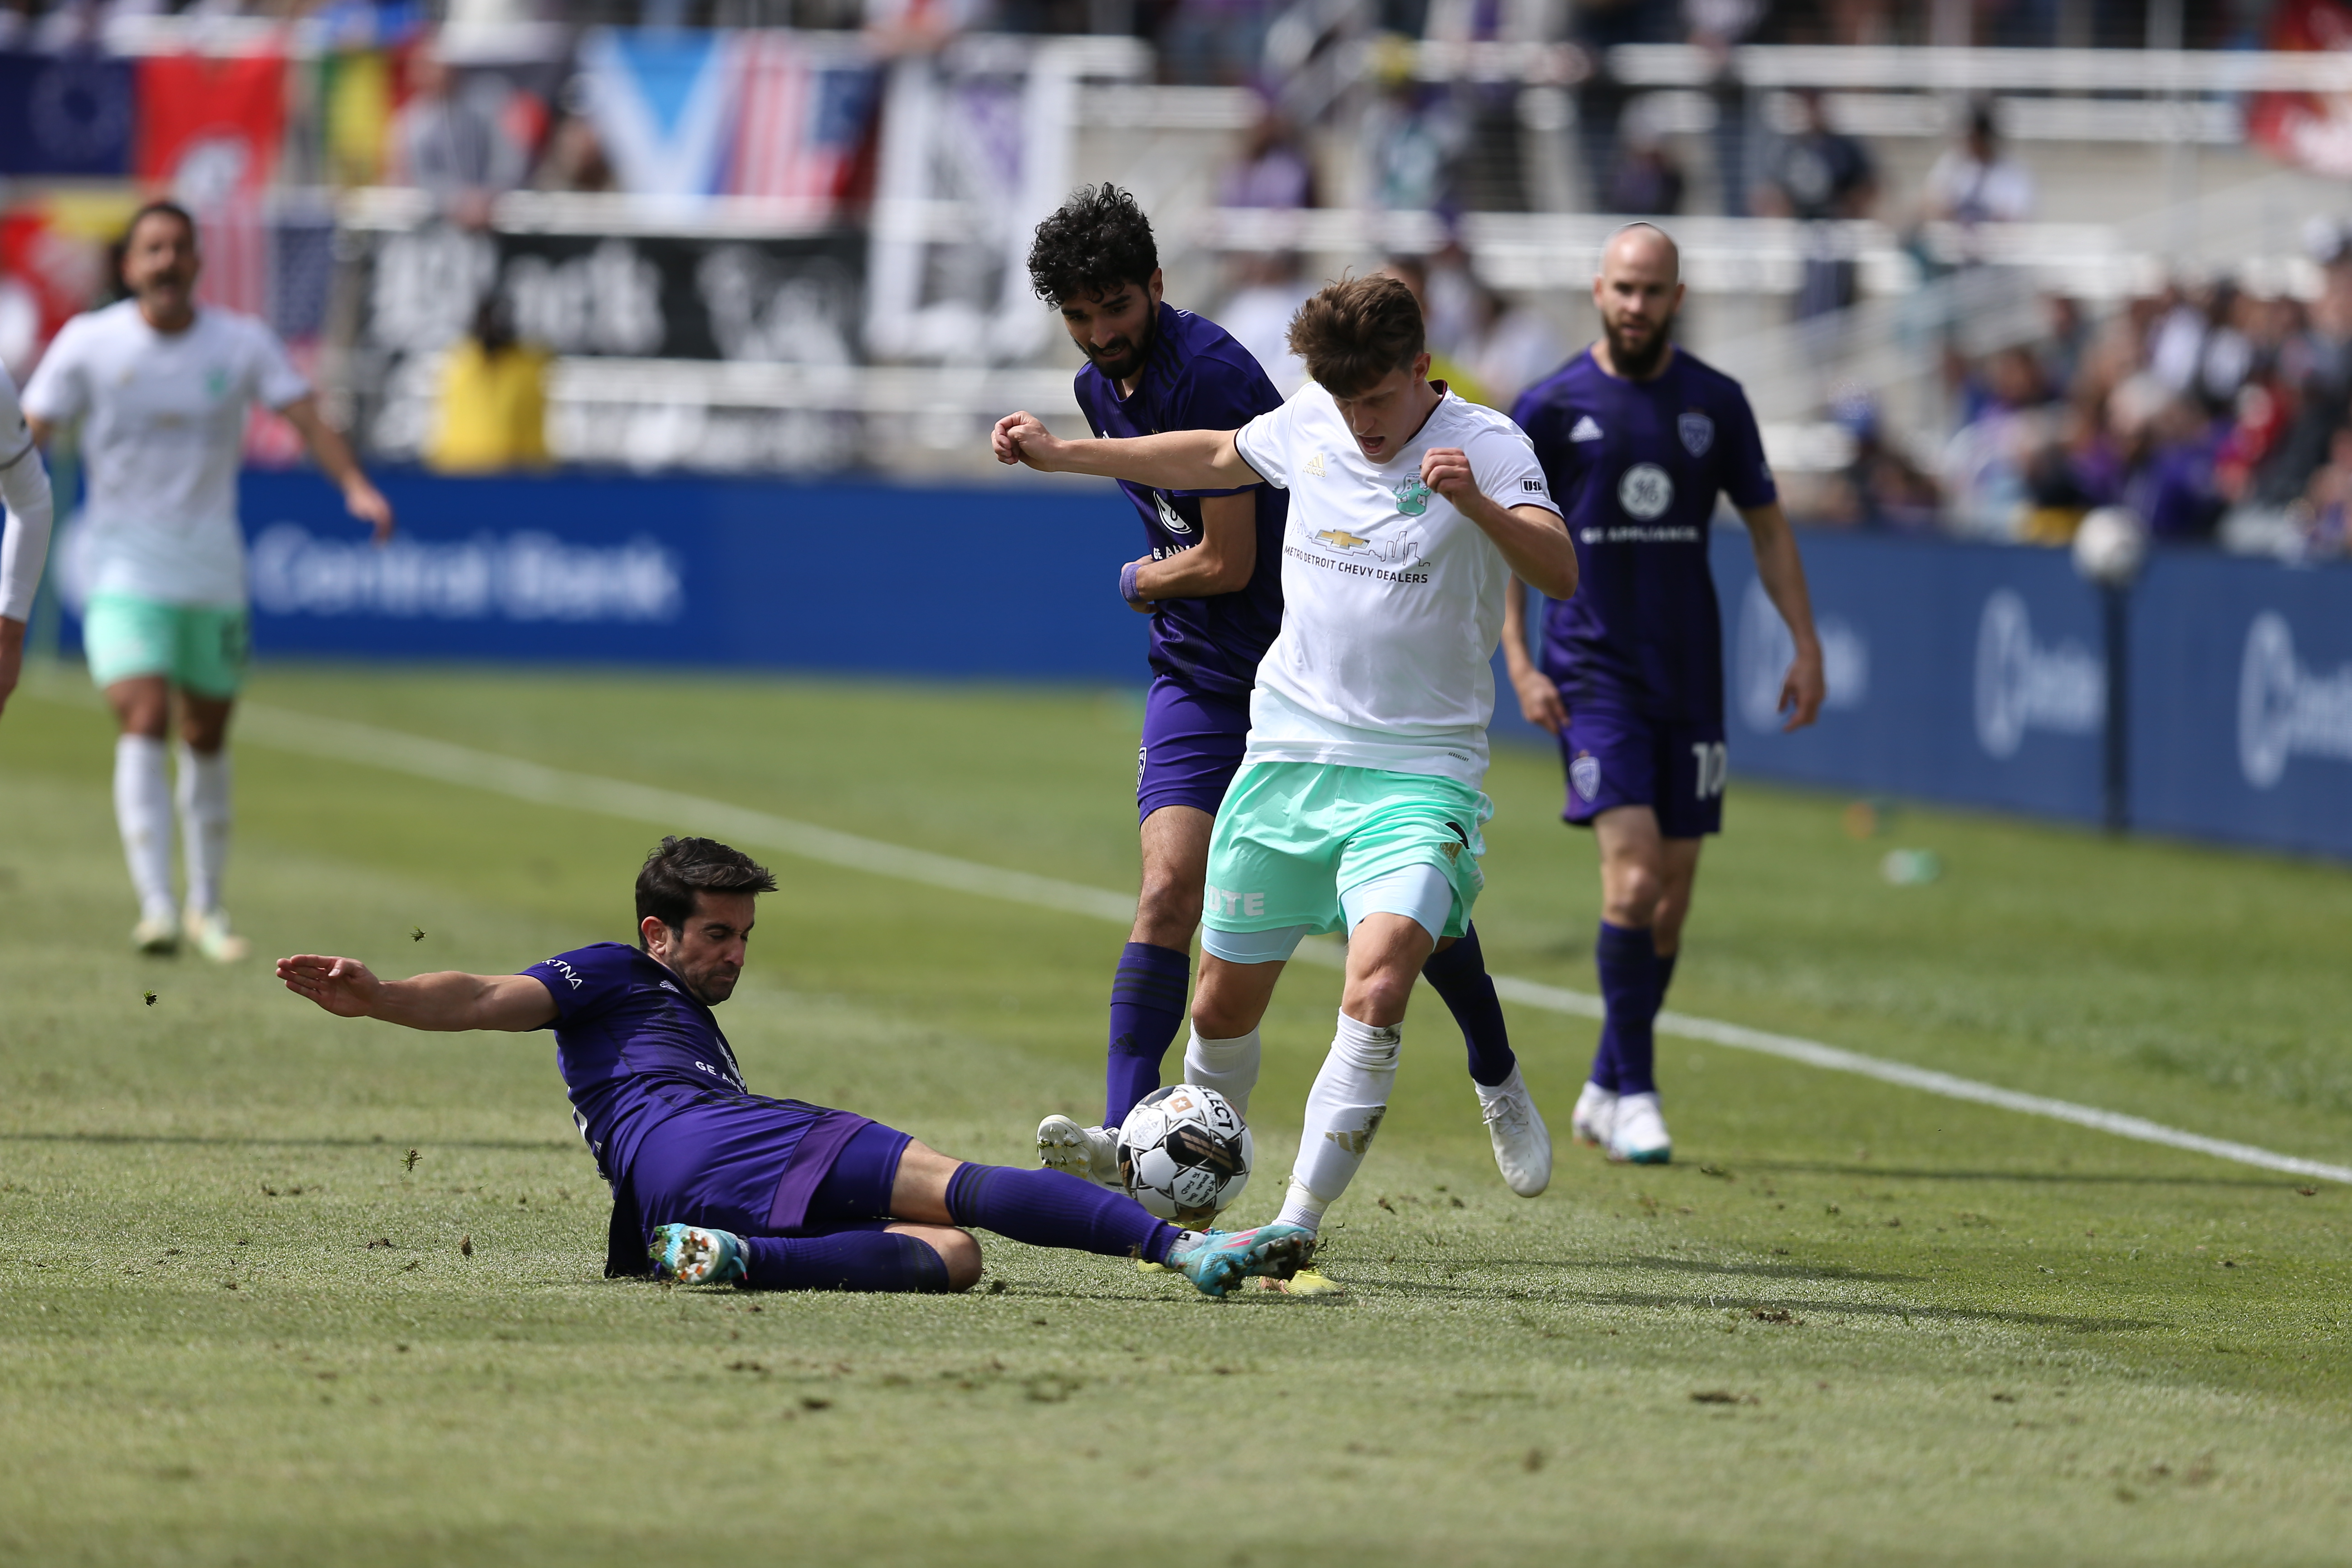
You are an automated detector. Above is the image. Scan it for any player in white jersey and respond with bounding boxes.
[20,201,393,959]
[994,277,1579,1257]
[0,365,59,721]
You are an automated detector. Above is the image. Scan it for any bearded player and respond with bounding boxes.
[1023,188,1545,1203]
[279,836,1314,1297]
[996,275,1578,1252]
[21,201,394,959]
[1504,223,1825,1165]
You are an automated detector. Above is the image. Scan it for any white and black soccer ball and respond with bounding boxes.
[1116,1083,1252,1225]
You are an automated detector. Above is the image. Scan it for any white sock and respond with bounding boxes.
[1181,1026,1262,1119]
[1275,1011,1401,1231]
[114,735,176,924]
[174,743,233,915]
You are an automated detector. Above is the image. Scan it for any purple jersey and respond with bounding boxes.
[1073,302,1287,703]
[1513,348,1777,723]
[524,942,755,1186]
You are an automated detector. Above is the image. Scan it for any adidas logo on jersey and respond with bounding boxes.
[1569,416,1603,442]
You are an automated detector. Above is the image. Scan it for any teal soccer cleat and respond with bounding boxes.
[648,1223,748,1286]
[1166,1221,1318,1298]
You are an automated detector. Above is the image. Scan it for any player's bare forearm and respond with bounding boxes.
[1740,501,1827,728]
[1466,494,1578,601]
[992,412,1251,492]
[1134,491,1257,599]
[1501,578,1568,735]
[282,397,395,541]
[276,956,555,1032]
[0,617,23,718]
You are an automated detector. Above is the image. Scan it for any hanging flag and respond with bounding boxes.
[0,51,134,178]
[2249,0,2352,177]
[725,34,881,214]
[322,49,397,187]
[579,28,740,199]
[135,50,288,203]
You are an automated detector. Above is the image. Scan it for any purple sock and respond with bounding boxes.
[1421,923,1517,1088]
[740,1230,951,1292]
[1103,941,1191,1127]
[1595,920,1661,1095]
[945,1164,1181,1264]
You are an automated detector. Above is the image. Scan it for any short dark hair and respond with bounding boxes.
[124,200,198,249]
[1287,275,1425,397]
[1027,184,1158,306]
[634,836,777,946]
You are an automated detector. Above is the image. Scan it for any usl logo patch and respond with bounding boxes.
[1570,752,1602,801]
[1679,412,1715,457]
[1617,463,1674,520]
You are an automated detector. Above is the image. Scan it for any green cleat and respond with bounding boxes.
[648,1223,747,1286]
[1166,1221,1317,1298]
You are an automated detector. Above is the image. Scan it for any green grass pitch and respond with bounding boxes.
[2,665,2349,1567]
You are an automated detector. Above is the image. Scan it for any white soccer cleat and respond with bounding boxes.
[131,915,180,956]
[183,908,250,964]
[1475,1065,1552,1197]
[1570,1081,1618,1148]
[1036,1114,1122,1188]
[1607,1091,1672,1165]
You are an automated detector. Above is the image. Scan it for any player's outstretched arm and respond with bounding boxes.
[280,396,396,544]
[991,411,1254,493]
[276,955,557,1032]
[1421,446,1579,600]
[1738,501,1826,730]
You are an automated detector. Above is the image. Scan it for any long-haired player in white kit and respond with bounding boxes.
[1,364,59,722]
[994,277,1579,1268]
[20,201,394,959]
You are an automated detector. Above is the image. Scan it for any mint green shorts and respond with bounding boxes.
[1200,761,1490,957]
[83,593,250,698]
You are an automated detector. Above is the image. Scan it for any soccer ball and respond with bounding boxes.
[1117,1083,1252,1225]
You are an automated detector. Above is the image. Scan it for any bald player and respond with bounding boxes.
[1503,223,1825,1164]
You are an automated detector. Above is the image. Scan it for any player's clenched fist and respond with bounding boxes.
[277,954,383,1018]
[1421,446,1482,504]
[992,411,1065,470]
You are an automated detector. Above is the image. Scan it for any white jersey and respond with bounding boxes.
[1,365,56,622]
[1233,383,1559,788]
[22,301,309,608]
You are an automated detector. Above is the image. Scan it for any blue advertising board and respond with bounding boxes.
[55,470,1155,682]
[1701,529,2108,823]
[2131,552,2352,859]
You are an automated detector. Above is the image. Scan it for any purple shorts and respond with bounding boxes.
[625,1098,912,1240]
[1137,675,1250,824]
[1558,705,1727,839]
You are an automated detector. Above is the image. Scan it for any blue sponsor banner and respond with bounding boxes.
[1705,529,2108,822]
[2130,553,2352,859]
[56,470,1152,681]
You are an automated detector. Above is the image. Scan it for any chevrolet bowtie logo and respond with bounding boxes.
[1315,528,1371,549]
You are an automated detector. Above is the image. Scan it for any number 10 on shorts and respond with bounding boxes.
[1690,742,1727,800]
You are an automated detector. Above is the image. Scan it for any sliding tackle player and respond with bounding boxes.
[278,836,1314,1296]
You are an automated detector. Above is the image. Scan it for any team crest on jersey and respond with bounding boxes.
[1678,412,1714,457]
[1153,491,1195,537]
[1570,752,1602,801]
[1392,475,1432,516]
[1617,463,1674,520]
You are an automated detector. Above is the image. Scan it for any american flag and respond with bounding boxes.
[725,35,878,217]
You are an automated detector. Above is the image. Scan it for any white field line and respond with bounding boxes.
[230,701,2352,1188]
